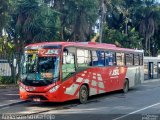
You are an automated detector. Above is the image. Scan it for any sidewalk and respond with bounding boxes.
[142,78,160,83]
[0,87,26,109]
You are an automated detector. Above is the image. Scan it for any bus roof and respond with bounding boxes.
[25,42,143,53]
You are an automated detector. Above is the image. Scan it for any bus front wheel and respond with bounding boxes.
[79,85,88,104]
[123,79,129,93]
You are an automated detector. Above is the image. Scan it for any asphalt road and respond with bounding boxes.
[1,81,160,120]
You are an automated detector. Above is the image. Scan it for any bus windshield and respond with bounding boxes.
[21,54,60,82]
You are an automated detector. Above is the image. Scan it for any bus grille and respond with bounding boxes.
[28,95,48,101]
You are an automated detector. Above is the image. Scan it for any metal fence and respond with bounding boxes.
[0,60,11,76]
[0,53,20,77]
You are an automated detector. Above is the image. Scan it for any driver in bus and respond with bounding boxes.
[38,57,54,79]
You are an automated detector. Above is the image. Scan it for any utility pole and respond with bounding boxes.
[99,0,106,43]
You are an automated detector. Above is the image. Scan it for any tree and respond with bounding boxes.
[102,0,143,49]
[2,0,160,57]
[0,0,10,36]
[135,0,159,55]
[49,0,99,41]
[7,0,60,51]
[103,24,142,49]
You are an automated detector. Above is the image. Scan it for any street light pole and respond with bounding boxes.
[13,56,17,84]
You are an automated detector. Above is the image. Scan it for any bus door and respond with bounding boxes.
[61,47,77,100]
[76,48,91,83]
[148,62,153,79]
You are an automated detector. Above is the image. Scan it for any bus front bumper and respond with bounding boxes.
[19,89,61,102]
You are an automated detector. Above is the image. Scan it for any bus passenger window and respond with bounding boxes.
[91,50,105,66]
[97,50,105,66]
[116,52,124,66]
[144,62,148,80]
[77,49,91,67]
[91,50,98,66]
[134,54,139,65]
[139,54,143,65]
[125,54,133,66]
[105,51,115,66]
[62,47,76,80]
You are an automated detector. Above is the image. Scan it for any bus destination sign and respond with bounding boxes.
[38,49,60,57]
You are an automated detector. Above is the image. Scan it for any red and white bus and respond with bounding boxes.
[19,42,143,103]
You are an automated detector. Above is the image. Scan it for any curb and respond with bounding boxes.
[0,100,29,109]
[142,79,160,84]
[0,85,18,89]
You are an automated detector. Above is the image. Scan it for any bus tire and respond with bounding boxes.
[123,79,129,93]
[79,85,88,104]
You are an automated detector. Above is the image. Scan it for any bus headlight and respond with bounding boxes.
[19,86,26,92]
[49,85,60,93]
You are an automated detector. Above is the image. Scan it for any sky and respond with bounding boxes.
[157,0,160,3]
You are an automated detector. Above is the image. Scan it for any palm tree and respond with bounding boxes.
[9,0,59,46]
[139,0,159,55]
[51,0,99,41]
[0,0,9,37]
[69,0,99,42]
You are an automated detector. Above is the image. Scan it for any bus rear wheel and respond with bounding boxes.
[79,85,88,104]
[123,79,129,93]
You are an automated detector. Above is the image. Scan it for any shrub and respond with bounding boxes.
[0,76,14,84]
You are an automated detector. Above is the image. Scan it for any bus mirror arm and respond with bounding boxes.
[71,72,75,74]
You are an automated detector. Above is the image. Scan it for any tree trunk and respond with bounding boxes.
[148,38,151,56]
[125,22,128,35]
[9,61,15,83]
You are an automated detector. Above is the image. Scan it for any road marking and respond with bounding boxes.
[113,102,160,120]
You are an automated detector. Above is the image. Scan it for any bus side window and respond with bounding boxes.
[97,50,105,66]
[125,53,133,66]
[77,49,91,67]
[91,50,98,66]
[62,47,76,81]
[134,54,139,65]
[91,50,105,66]
[116,52,125,66]
[105,51,115,66]
[139,54,143,65]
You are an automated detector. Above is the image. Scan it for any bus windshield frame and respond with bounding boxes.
[20,48,61,85]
